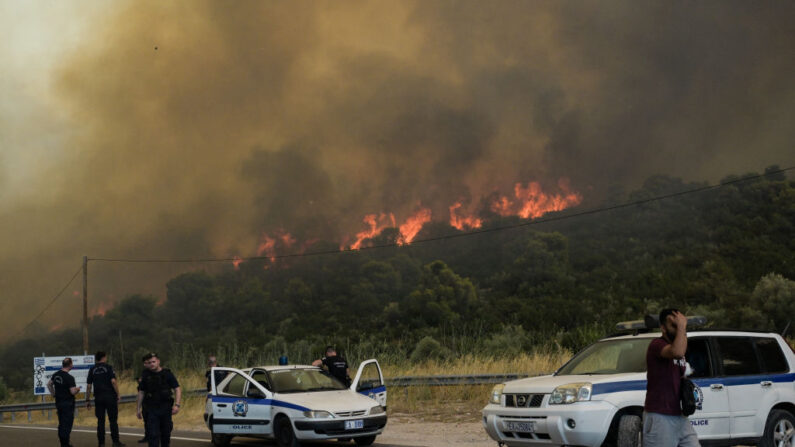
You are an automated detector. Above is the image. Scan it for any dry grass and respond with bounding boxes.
[4,352,571,429]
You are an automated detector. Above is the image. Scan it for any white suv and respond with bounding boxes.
[482,325,795,447]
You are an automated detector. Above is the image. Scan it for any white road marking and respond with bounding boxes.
[0,424,209,442]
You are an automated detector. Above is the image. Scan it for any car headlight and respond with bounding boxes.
[303,410,334,419]
[489,384,505,405]
[549,383,592,404]
[370,405,385,415]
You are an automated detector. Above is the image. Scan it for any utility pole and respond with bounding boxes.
[82,255,89,354]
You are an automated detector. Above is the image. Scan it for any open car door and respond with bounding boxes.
[209,367,273,437]
[350,359,387,408]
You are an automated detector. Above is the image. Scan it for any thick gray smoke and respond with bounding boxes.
[1,0,793,339]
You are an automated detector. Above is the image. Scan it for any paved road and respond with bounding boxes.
[0,424,424,447]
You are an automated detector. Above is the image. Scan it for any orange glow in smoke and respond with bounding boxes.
[398,208,432,245]
[449,202,483,231]
[90,301,113,318]
[232,256,243,270]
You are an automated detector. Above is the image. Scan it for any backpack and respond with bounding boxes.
[680,377,697,416]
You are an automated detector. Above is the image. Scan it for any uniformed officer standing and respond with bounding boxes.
[136,353,181,447]
[87,351,125,447]
[312,346,351,386]
[205,356,228,392]
[47,357,82,447]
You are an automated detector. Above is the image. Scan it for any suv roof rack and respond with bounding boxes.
[614,315,707,335]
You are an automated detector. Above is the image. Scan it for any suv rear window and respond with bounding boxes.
[717,337,761,376]
[755,337,789,373]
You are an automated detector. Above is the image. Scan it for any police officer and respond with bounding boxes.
[47,357,81,447]
[87,351,125,447]
[205,356,228,392]
[136,353,181,447]
[312,346,351,386]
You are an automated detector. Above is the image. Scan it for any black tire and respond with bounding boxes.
[275,415,301,447]
[759,409,795,447]
[616,414,642,447]
[354,435,377,446]
[210,429,232,447]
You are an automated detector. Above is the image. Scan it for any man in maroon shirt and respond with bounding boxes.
[643,309,699,447]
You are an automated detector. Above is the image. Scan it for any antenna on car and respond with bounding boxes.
[782,320,791,338]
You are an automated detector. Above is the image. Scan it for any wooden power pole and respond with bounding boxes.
[82,255,89,354]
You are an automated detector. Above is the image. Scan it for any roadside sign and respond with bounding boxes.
[33,355,95,395]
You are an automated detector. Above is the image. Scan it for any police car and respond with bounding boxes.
[482,317,795,447]
[205,359,387,447]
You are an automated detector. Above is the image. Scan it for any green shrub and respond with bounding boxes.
[410,336,451,363]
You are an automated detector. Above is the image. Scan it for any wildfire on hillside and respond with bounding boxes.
[233,178,582,267]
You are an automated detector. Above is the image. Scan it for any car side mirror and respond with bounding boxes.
[247,388,266,399]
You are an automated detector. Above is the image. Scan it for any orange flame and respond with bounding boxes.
[398,208,432,244]
[232,255,243,270]
[350,213,396,250]
[257,230,295,265]
[449,202,483,230]
[50,323,64,332]
[492,178,582,219]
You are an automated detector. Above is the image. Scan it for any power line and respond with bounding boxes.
[10,264,83,341]
[89,165,794,264]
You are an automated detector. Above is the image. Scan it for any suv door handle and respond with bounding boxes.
[760,381,773,387]
[217,404,228,407]
[710,384,724,390]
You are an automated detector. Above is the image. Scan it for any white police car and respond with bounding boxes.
[205,359,387,447]
[482,319,795,447]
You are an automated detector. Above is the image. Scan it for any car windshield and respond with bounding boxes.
[267,368,348,393]
[556,338,652,375]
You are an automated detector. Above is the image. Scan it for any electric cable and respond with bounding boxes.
[9,264,83,341]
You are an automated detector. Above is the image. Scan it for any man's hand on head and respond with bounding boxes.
[673,311,688,332]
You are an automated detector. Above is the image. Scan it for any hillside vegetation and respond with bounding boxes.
[1,167,793,392]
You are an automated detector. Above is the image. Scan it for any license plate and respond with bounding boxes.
[345,419,364,430]
[505,421,535,433]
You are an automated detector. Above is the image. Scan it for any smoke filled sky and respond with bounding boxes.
[2,0,794,340]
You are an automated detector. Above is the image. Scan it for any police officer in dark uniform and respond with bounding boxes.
[312,346,351,386]
[87,351,125,446]
[47,357,82,447]
[205,356,228,392]
[136,353,181,447]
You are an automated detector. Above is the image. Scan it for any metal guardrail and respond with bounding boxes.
[0,373,535,422]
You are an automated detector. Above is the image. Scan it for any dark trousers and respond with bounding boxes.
[95,394,120,443]
[145,406,173,447]
[142,407,151,440]
[56,400,75,447]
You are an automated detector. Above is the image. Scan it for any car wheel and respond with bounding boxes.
[760,409,795,447]
[616,414,642,447]
[210,428,232,447]
[354,435,377,446]
[275,415,301,447]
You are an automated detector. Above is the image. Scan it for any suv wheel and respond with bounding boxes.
[760,409,794,447]
[616,414,642,447]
